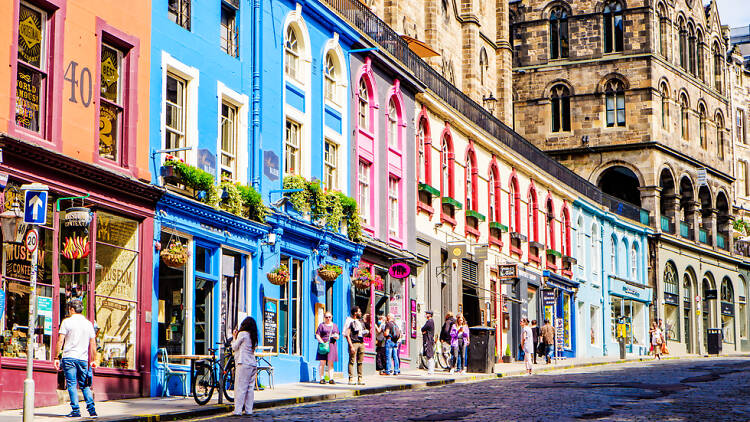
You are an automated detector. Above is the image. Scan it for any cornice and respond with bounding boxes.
[160,193,269,237]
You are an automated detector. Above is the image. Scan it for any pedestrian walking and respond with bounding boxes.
[385,314,402,375]
[521,318,534,375]
[440,312,456,372]
[375,315,387,374]
[231,317,258,416]
[450,314,469,374]
[421,310,435,375]
[315,311,340,383]
[540,319,554,364]
[54,299,97,418]
[344,306,368,385]
[650,321,664,360]
[530,320,539,365]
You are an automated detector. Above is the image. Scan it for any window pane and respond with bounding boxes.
[100,45,121,103]
[99,102,121,161]
[550,20,559,59]
[17,4,44,68]
[604,14,612,52]
[551,98,560,132]
[95,296,136,368]
[562,98,571,131]
[614,14,623,51]
[15,65,43,132]
[560,20,569,57]
[1,282,53,359]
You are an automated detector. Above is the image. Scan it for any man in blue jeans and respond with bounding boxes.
[384,314,401,375]
[53,300,97,418]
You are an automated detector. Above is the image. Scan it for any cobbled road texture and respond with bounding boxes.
[194,357,750,421]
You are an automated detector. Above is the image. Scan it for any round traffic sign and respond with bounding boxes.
[24,228,38,253]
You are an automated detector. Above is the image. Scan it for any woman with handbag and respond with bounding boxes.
[649,321,664,360]
[315,311,339,384]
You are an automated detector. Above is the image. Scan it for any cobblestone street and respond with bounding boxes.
[195,357,750,421]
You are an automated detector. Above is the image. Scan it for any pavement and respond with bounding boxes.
[1,353,745,421]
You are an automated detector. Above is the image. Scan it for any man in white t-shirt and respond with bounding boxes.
[54,300,97,418]
[344,306,369,385]
[521,318,534,375]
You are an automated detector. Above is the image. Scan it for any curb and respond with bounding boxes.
[113,354,749,421]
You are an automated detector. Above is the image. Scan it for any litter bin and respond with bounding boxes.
[468,326,496,373]
[707,328,722,355]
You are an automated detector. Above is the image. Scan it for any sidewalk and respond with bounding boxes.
[0,354,734,422]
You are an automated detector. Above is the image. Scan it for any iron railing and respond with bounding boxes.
[324,0,649,223]
[680,221,692,240]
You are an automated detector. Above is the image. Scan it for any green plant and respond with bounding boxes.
[338,193,363,242]
[283,175,311,213]
[319,264,343,277]
[237,184,269,223]
[733,219,749,235]
[219,182,243,216]
[270,264,289,278]
[165,160,215,193]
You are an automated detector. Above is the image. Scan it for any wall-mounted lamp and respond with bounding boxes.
[262,232,277,246]
[482,93,497,114]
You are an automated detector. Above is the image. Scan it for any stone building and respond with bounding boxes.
[510,0,746,354]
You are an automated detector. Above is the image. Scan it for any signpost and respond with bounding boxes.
[21,183,47,422]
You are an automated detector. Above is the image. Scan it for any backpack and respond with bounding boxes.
[388,321,401,342]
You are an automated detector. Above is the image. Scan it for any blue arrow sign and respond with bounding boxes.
[24,190,48,225]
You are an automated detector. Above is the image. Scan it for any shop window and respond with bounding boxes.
[562,293,571,349]
[168,0,191,30]
[195,246,210,274]
[721,278,734,344]
[158,232,188,357]
[95,211,139,369]
[279,257,303,355]
[284,119,301,176]
[220,101,238,180]
[663,262,680,341]
[222,251,243,341]
[220,2,238,58]
[738,277,747,340]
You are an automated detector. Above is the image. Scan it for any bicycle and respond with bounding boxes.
[419,340,453,370]
[192,341,236,405]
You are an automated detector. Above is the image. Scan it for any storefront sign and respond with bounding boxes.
[705,289,718,300]
[38,296,52,335]
[721,302,735,316]
[609,277,652,302]
[664,293,679,306]
[388,263,411,279]
[263,297,278,354]
[555,318,564,351]
[542,289,556,306]
[498,264,517,280]
[622,285,640,298]
[5,243,47,282]
[410,299,417,339]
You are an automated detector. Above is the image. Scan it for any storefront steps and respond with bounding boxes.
[3,353,748,422]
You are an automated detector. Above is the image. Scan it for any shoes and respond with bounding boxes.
[348,379,356,385]
[65,412,81,418]
[329,379,335,384]
[357,380,365,385]
[319,379,326,384]
[89,411,98,418]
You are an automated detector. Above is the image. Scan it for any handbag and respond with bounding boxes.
[317,342,330,355]
[661,343,669,355]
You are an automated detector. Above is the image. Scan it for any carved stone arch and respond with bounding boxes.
[677,88,691,107]
[714,108,725,126]
[591,160,646,187]
[541,0,572,17]
[658,163,678,186]
[543,79,575,97]
[596,72,631,93]
[695,98,708,113]
[595,0,626,14]
[678,172,697,201]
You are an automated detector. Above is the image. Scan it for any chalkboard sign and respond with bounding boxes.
[498,264,517,280]
[263,297,278,353]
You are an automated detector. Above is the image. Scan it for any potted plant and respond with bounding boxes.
[160,154,183,184]
[502,344,512,363]
[161,239,189,268]
[352,267,374,290]
[318,264,342,282]
[267,264,290,285]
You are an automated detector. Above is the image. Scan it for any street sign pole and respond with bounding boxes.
[20,183,47,422]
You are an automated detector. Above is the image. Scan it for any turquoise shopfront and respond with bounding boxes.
[607,276,652,355]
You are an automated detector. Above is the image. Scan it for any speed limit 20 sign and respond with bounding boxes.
[24,228,39,253]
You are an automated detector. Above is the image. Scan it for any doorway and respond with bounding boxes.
[194,277,214,356]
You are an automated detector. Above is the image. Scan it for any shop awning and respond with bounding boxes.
[400,35,440,58]
[543,270,580,291]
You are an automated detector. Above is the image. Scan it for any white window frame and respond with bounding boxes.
[284,119,301,177]
[323,138,338,191]
[216,81,248,183]
[282,8,312,179]
[630,243,638,281]
[161,52,199,167]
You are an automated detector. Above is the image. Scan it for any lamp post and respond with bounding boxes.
[0,199,23,242]
[482,93,498,115]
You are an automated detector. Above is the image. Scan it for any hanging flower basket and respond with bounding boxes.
[267,264,290,285]
[161,240,189,268]
[352,267,374,290]
[318,264,343,282]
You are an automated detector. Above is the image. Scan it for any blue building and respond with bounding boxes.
[573,198,652,358]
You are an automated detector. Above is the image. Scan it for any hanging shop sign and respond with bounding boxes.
[664,293,679,306]
[498,264,517,280]
[542,289,556,306]
[705,289,718,300]
[263,297,279,354]
[389,262,411,279]
[62,207,92,260]
[721,302,735,317]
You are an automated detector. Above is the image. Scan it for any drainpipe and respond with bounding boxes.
[251,0,262,189]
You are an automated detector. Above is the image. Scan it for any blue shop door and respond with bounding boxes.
[195,277,215,356]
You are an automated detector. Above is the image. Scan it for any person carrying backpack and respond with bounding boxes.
[439,312,455,372]
[385,314,401,375]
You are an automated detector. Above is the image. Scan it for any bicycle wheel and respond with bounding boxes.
[419,352,428,369]
[192,362,214,406]
[436,343,449,369]
[222,356,235,403]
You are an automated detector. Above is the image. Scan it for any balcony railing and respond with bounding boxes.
[679,221,691,240]
[717,233,727,250]
[660,216,673,233]
[322,0,650,224]
[699,228,709,245]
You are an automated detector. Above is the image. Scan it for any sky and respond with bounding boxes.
[715,0,750,29]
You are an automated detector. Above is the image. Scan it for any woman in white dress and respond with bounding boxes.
[232,317,258,415]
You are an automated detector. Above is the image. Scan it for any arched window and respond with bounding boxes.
[699,104,707,149]
[561,205,571,257]
[678,18,687,69]
[440,132,454,199]
[479,48,488,85]
[688,25,696,76]
[323,52,337,104]
[528,185,538,243]
[546,197,555,251]
[610,235,617,274]
[358,79,370,131]
[603,2,624,53]
[713,43,723,93]
[680,94,689,140]
[417,117,430,185]
[465,150,477,211]
[660,83,669,130]
[284,26,300,80]
[550,7,569,59]
[605,79,626,127]
[697,31,705,82]
[591,223,600,276]
[657,4,668,57]
[721,277,735,343]
[577,216,585,270]
[630,243,638,280]
[716,112,725,159]
[387,98,399,148]
[550,84,571,132]
[509,175,521,233]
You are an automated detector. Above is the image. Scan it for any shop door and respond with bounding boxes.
[222,252,242,342]
[194,277,214,356]
[461,260,480,326]
[702,278,711,350]
[158,233,188,356]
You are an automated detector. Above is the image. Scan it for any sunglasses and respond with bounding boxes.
[325,315,332,318]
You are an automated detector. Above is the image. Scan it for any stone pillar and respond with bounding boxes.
[688,200,701,242]
[461,21,481,102]
[639,186,661,229]
[495,0,512,124]
[708,208,718,248]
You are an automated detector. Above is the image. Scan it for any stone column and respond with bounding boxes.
[688,200,701,242]
[495,0,512,125]
[709,208,718,248]
[639,186,661,229]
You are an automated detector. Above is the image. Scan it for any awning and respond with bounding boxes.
[400,35,440,58]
